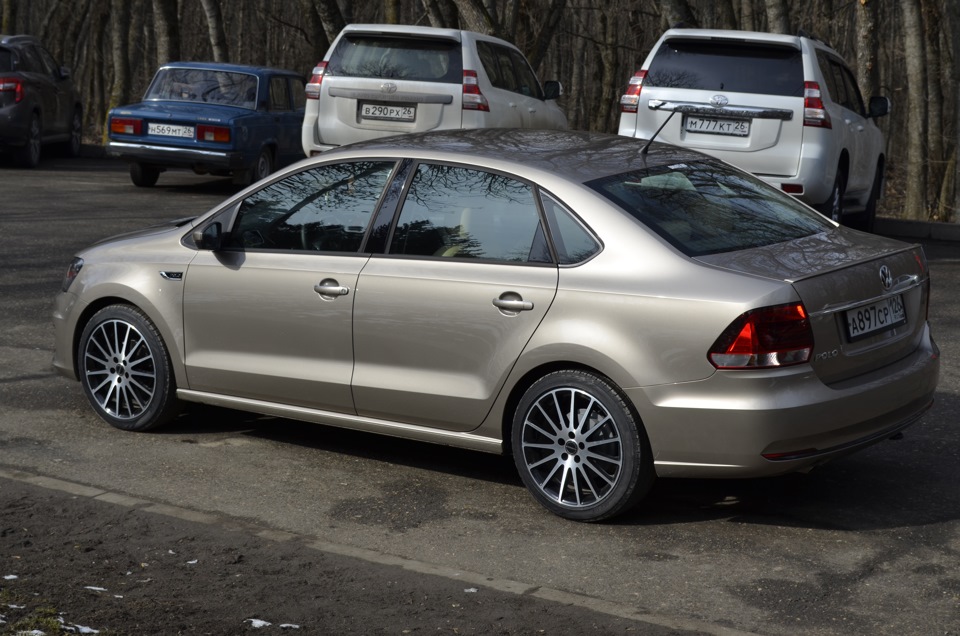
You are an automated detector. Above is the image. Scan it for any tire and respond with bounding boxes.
[15,114,42,168]
[856,164,883,233]
[78,305,181,431]
[63,107,83,157]
[817,169,846,223]
[512,370,655,522]
[130,162,160,187]
[251,147,274,182]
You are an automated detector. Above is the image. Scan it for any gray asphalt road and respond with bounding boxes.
[2,154,958,635]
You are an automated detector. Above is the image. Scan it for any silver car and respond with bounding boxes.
[52,129,939,521]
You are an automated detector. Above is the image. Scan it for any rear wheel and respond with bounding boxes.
[854,163,884,232]
[63,107,83,157]
[78,305,181,431]
[817,169,846,223]
[130,162,160,187]
[512,370,654,522]
[15,114,42,168]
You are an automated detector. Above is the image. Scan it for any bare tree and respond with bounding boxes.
[764,0,790,32]
[199,0,229,62]
[855,0,878,99]
[312,0,346,43]
[661,0,698,28]
[152,0,181,65]
[900,0,928,220]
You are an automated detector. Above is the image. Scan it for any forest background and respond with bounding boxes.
[2,0,956,222]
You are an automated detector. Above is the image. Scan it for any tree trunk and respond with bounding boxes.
[764,0,790,33]
[450,0,497,34]
[385,0,400,23]
[524,0,566,72]
[855,0,878,100]
[900,0,928,220]
[920,0,944,216]
[716,0,738,29]
[661,0,698,28]
[312,0,346,44]
[152,0,181,65]
[199,0,229,62]
[1,0,13,34]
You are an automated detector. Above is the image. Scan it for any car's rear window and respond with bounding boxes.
[0,48,13,72]
[587,160,832,256]
[144,68,259,109]
[327,35,462,83]
[646,38,804,97]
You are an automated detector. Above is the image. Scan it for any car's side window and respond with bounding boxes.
[269,76,291,111]
[509,50,544,99]
[475,41,503,88]
[226,161,396,253]
[290,77,306,111]
[837,64,866,116]
[389,163,550,263]
[492,45,520,93]
[540,193,600,264]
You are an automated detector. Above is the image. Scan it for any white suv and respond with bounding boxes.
[302,24,567,156]
[618,29,890,230]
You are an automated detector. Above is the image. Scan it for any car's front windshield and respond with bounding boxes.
[145,68,258,109]
[587,159,834,256]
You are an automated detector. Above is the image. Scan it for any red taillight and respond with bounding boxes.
[781,184,804,194]
[305,61,327,100]
[709,302,813,369]
[462,70,489,111]
[803,81,831,128]
[197,124,230,143]
[619,70,647,113]
[0,77,24,102]
[110,117,142,135]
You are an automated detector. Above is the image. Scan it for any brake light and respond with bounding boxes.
[709,302,813,369]
[305,62,326,100]
[803,81,831,128]
[619,70,647,113]
[110,117,142,135]
[0,77,24,102]
[462,70,489,111]
[197,124,230,143]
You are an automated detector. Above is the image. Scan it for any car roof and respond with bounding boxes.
[159,61,301,77]
[327,129,704,184]
[657,28,841,56]
[0,34,42,46]
[338,23,520,49]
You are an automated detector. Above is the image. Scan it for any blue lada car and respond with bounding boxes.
[107,62,305,187]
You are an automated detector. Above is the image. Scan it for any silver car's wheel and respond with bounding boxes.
[512,370,654,521]
[817,169,846,223]
[78,305,180,431]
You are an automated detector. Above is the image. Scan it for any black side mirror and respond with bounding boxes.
[868,95,890,119]
[193,222,223,251]
[543,81,563,101]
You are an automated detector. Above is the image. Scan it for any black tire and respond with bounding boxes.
[251,147,274,182]
[15,114,42,168]
[62,107,83,157]
[130,162,160,187]
[817,169,846,223]
[512,370,655,522]
[78,305,181,431]
[856,163,883,233]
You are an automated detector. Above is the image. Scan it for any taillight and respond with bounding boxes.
[803,81,831,128]
[305,62,326,100]
[619,70,647,113]
[709,302,813,369]
[110,117,142,135]
[197,124,230,143]
[462,70,489,111]
[0,77,24,102]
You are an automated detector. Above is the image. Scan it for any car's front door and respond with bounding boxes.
[352,162,559,432]
[182,160,397,413]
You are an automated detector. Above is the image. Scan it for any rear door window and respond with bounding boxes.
[0,48,13,72]
[646,39,804,96]
[327,35,462,83]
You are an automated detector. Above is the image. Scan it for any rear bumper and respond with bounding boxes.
[629,324,940,478]
[107,141,246,171]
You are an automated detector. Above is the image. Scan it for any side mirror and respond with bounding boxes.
[59,66,72,80]
[868,95,890,119]
[543,80,563,101]
[193,222,223,251]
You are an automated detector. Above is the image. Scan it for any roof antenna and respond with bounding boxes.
[641,101,677,154]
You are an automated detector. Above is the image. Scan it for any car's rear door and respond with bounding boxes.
[351,161,558,432]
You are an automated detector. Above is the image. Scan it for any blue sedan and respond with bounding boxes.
[107,62,305,187]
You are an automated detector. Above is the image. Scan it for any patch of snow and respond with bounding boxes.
[245,618,272,628]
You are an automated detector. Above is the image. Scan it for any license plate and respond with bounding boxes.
[683,115,750,137]
[360,103,416,121]
[845,295,906,341]
[148,123,195,138]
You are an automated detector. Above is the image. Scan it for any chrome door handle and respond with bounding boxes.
[493,298,533,311]
[314,279,349,297]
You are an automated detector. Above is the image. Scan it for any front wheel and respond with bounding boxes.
[130,162,160,187]
[78,305,181,431]
[512,370,654,522]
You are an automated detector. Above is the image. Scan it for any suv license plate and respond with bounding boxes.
[148,123,195,138]
[683,116,750,137]
[361,103,416,121]
[845,295,906,341]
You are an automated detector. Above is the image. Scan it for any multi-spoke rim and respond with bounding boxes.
[519,387,623,509]
[83,319,157,421]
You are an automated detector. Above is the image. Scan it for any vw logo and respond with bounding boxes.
[380,82,398,94]
[710,95,728,108]
[879,265,893,290]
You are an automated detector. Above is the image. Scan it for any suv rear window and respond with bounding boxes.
[646,39,803,97]
[0,48,12,72]
[327,35,463,83]
[587,160,832,256]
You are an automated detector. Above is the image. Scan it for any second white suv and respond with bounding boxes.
[618,29,890,230]
[302,24,567,156]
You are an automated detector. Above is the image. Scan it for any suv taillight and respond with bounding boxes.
[110,117,143,135]
[708,302,813,369]
[305,62,327,100]
[0,77,24,102]
[803,81,832,128]
[462,70,489,111]
[619,70,646,113]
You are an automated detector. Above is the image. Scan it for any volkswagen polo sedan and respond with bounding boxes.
[53,129,939,521]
